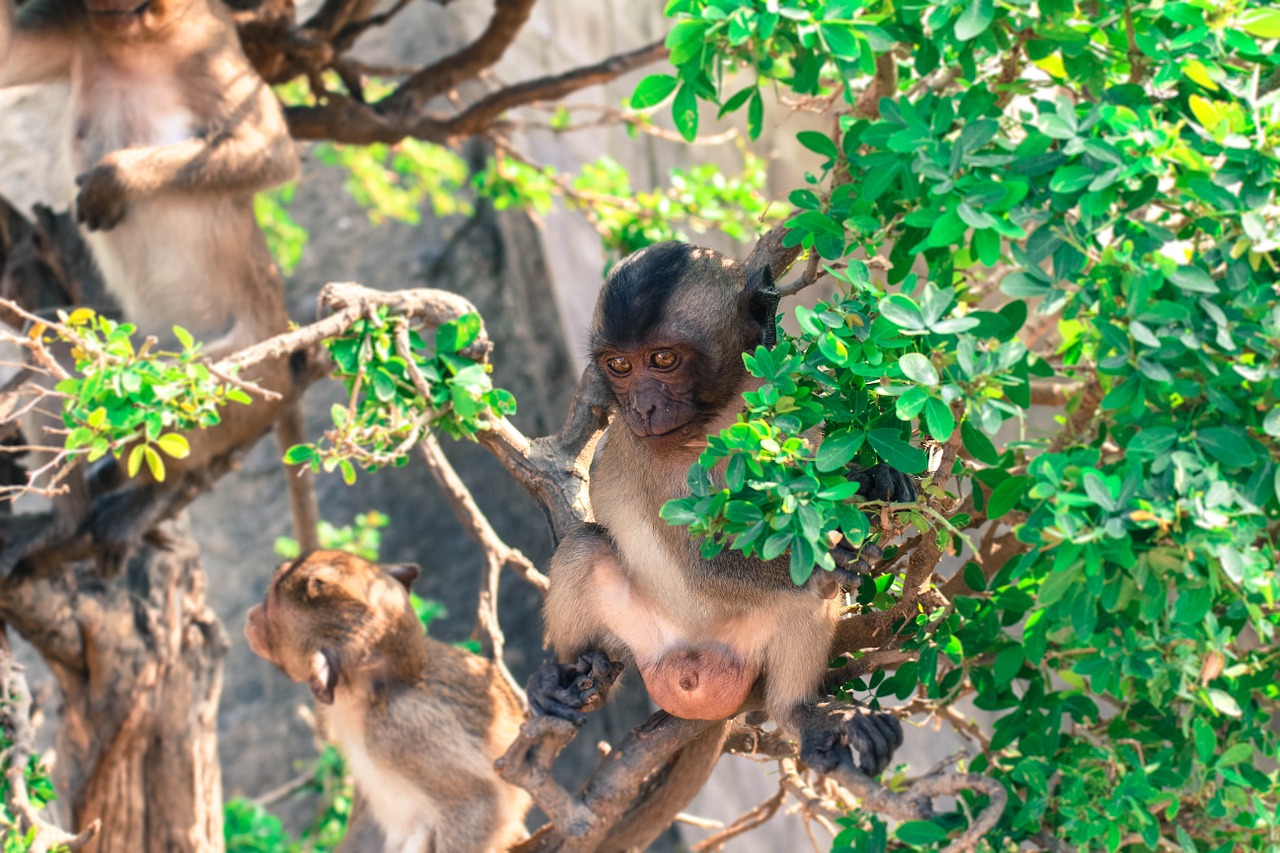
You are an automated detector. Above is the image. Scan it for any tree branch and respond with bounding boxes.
[285,40,668,144]
[828,753,1008,853]
[0,630,100,852]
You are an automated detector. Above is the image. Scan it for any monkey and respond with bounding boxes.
[0,0,320,561]
[245,549,532,853]
[529,242,912,783]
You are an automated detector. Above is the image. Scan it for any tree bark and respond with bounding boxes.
[0,516,228,853]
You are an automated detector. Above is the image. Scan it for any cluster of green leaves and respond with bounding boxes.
[51,309,251,484]
[285,309,515,484]
[224,746,352,853]
[644,0,1280,850]
[568,151,783,260]
[0,731,60,853]
[662,262,1039,584]
[632,0,897,141]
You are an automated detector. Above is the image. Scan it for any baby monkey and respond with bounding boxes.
[245,550,530,853]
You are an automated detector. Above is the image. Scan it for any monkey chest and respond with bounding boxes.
[70,61,198,169]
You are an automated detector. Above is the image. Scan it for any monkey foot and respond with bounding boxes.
[799,701,904,777]
[527,651,623,726]
[847,463,917,504]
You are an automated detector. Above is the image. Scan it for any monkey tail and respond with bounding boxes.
[597,718,731,853]
[274,398,321,553]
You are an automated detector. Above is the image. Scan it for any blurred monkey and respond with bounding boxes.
[0,0,319,558]
[245,550,531,853]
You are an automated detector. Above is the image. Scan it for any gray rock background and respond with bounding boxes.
[0,1,980,849]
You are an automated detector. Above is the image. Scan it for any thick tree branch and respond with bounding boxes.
[383,0,539,116]
[285,40,668,144]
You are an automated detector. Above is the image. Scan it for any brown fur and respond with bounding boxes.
[1,0,319,552]
[246,550,531,853]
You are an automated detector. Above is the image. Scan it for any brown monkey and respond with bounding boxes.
[245,550,532,853]
[530,242,910,779]
[0,0,319,556]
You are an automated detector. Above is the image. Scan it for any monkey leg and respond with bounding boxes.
[847,462,917,503]
[526,650,623,726]
[797,700,904,777]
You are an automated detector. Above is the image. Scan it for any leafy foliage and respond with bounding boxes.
[0,731,60,853]
[641,0,1280,849]
[285,309,516,484]
[49,309,252,484]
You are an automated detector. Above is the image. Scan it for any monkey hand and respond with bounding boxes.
[526,650,623,726]
[799,701,904,777]
[847,463,917,504]
[810,539,883,598]
[75,163,129,231]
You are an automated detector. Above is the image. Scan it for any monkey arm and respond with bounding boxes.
[90,82,299,198]
[0,0,74,87]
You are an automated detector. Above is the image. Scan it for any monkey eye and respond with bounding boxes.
[605,356,632,376]
[650,350,679,370]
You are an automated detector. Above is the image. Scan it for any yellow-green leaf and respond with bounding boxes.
[144,446,166,482]
[1182,60,1218,91]
[1188,95,1224,132]
[155,433,191,460]
[127,444,145,478]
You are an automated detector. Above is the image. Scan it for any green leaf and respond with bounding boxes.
[672,83,699,142]
[436,313,482,354]
[1239,7,1280,38]
[1192,717,1215,764]
[867,429,927,474]
[994,645,1024,687]
[896,821,948,844]
[797,131,839,161]
[725,501,764,524]
[924,398,956,441]
[954,0,994,41]
[1217,742,1252,767]
[1198,426,1255,469]
[962,562,986,592]
[987,475,1031,518]
[899,353,939,385]
[630,74,679,109]
[173,325,194,350]
[283,444,315,465]
[1168,265,1218,294]
[961,420,1000,465]
[816,430,866,473]
[747,89,764,140]
[818,22,860,58]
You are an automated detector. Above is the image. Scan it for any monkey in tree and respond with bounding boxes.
[245,550,532,852]
[0,0,319,556]
[530,242,911,778]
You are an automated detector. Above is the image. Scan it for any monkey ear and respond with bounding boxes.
[385,563,420,591]
[308,649,339,705]
[741,264,781,350]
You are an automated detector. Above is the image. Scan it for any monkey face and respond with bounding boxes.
[83,0,185,38]
[244,551,421,703]
[595,343,711,441]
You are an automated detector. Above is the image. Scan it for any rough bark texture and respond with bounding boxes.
[0,518,227,853]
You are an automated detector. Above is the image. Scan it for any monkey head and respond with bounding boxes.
[590,242,780,446]
[244,550,422,705]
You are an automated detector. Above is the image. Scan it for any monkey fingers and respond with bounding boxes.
[526,650,623,726]
[798,701,904,778]
[74,166,128,231]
